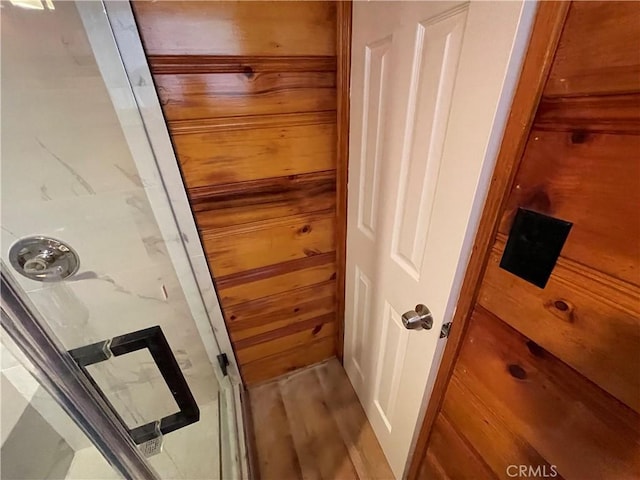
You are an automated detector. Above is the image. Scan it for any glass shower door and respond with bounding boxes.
[1,1,244,478]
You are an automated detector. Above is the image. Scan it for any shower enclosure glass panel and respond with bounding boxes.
[1,1,243,478]
[1,333,121,480]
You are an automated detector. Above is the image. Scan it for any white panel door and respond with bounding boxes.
[344,1,534,477]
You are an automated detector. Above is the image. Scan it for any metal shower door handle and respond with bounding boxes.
[68,326,199,445]
[402,304,434,331]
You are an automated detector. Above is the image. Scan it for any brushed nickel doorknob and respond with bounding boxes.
[401,304,433,331]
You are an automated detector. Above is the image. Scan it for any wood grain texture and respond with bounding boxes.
[220,265,337,311]
[192,173,336,230]
[249,359,391,479]
[443,307,640,479]
[417,414,495,480]
[242,338,335,385]
[174,122,336,187]
[169,111,336,135]
[133,1,337,56]
[335,1,352,362]
[155,71,336,122]
[217,253,336,307]
[216,252,336,306]
[225,280,336,340]
[406,4,572,477]
[544,1,640,97]
[279,369,356,480]
[235,313,335,350]
[237,317,336,365]
[315,360,394,480]
[535,93,640,134]
[480,238,640,413]
[203,212,335,277]
[135,0,341,382]
[499,129,640,286]
[149,55,336,75]
[442,374,561,480]
[249,382,303,479]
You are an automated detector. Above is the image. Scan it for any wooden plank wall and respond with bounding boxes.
[417,2,640,478]
[132,2,339,384]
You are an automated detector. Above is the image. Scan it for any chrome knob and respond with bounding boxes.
[401,304,433,330]
[9,236,79,281]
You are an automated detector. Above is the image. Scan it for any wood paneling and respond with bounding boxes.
[192,172,336,230]
[442,374,559,479]
[133,1,341,382]
[217,254,336,307]
[242,338,335,385]
[169,110,336,135]
[203,212,335,277]
[411,2,640,479]
[133,1,336,56]
[155,72,336,122]
[236,316,335,364]
[544,1,640,97]
[174,122,336,187]
[536,94,640,134]
[418,414,495,480]
[445,308,640,479]
[149,55,336,75]
[249,359,392,479]
[480,238,640,412]
[226,281,335,340]
[499,129,640,286]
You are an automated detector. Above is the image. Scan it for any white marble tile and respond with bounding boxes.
[2,189,164,294]
[0,343,21,372]
[1,343,90,451]
[2,3,242,477]
[1,3,146,205]
[26,261,220,397]
[66,446,122,480]
[88,350,182,429]
[148,400,221,480]
[1,374,31,445]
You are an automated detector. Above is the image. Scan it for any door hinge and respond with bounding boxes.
[440,322,452,339]
[217,353,229,376]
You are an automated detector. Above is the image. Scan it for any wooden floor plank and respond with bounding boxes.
[315,359,394,480]
[279,367,359,480]
[250,359,392,479]
[249,382,303,480]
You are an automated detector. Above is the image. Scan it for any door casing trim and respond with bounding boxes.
[336,1,353,362]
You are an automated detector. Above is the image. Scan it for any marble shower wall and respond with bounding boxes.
[1,2,223,429]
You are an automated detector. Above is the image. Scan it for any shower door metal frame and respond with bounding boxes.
[0,265,158,480]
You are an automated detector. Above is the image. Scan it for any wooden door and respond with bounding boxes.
[410,2,640,478]
[344,2,535,477]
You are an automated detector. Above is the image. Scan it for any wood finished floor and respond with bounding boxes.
[248,358,394,480]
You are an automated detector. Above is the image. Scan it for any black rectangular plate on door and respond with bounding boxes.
[68,326,199,445]
[500,208,573,288]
